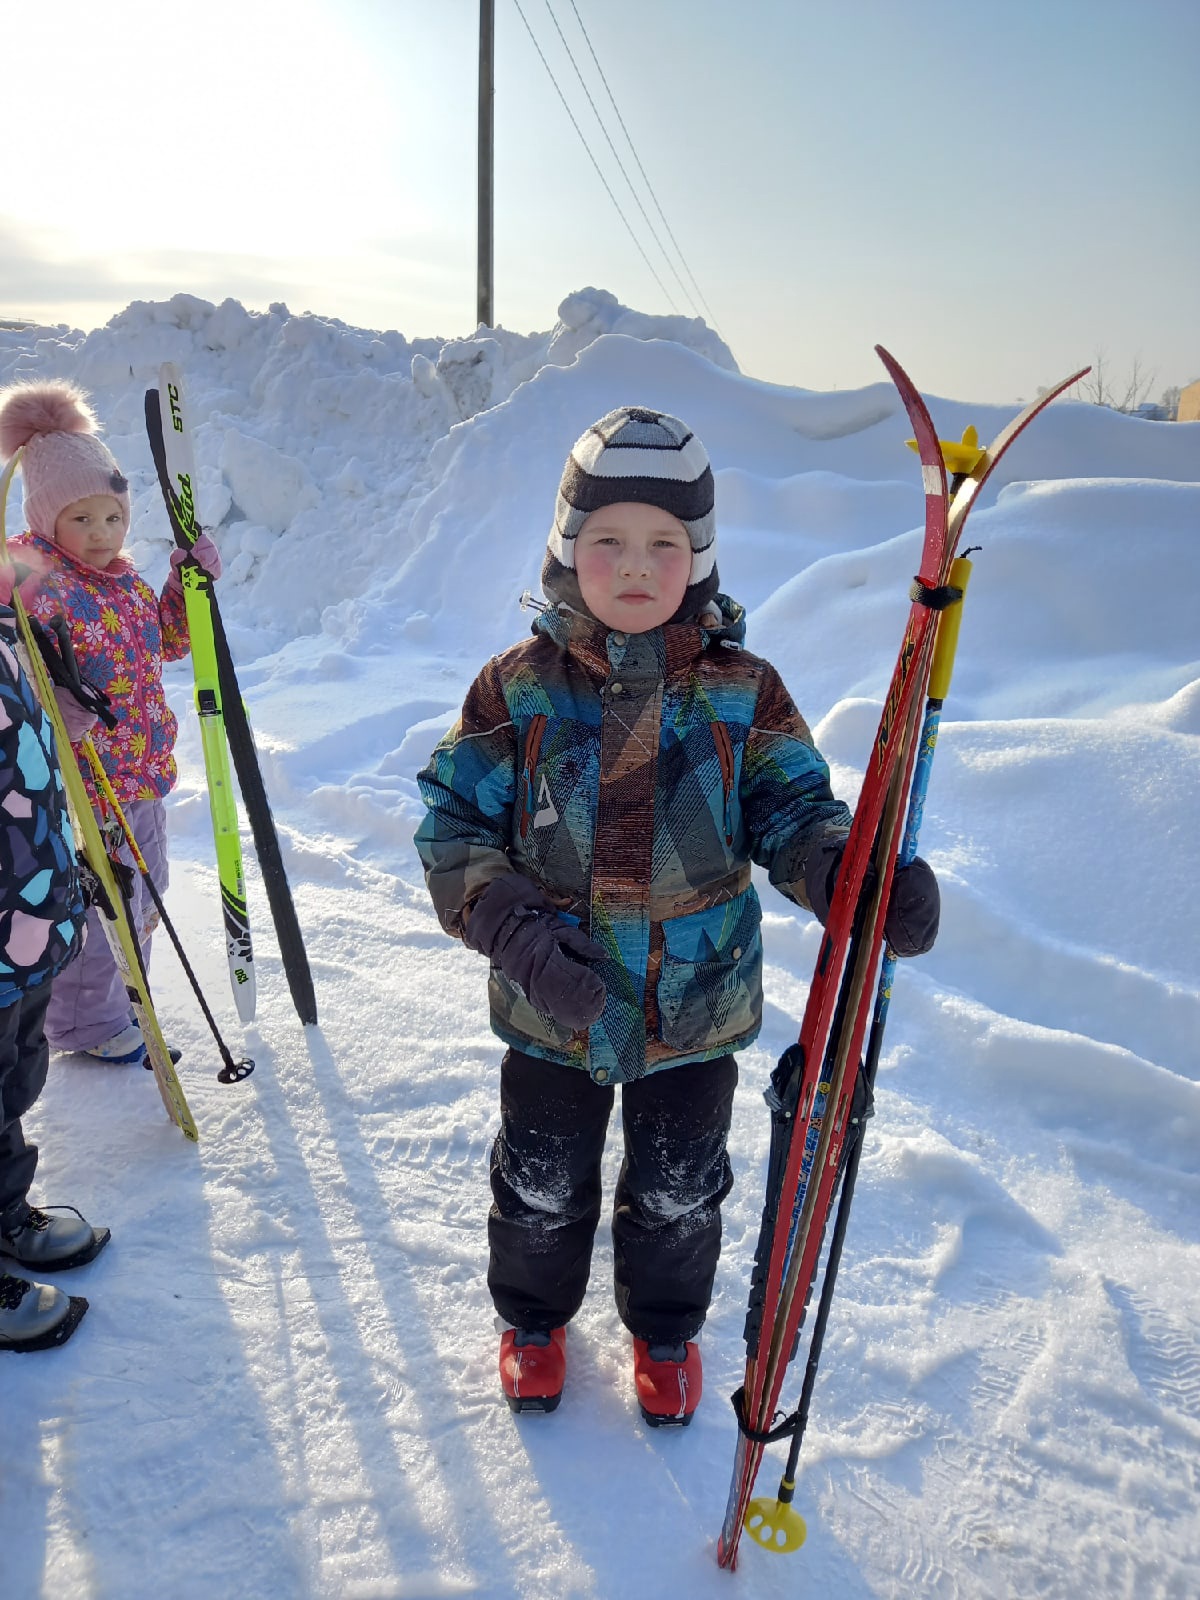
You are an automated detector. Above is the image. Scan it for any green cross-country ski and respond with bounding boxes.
[145,365,318,1028]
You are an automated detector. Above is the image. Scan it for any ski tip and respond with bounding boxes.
[874,344,916,392]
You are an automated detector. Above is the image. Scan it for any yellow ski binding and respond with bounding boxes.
[907,424,986,476]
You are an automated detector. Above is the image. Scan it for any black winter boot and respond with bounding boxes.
[0,1205,110,1272]
[0,1271,88,1352]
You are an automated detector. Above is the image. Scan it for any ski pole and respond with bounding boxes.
[743,549,976,1557]
[79,737,255,1085]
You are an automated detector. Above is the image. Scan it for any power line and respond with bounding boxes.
[565,0,725,339]
[510,0,682,314]
[540,0,704,323]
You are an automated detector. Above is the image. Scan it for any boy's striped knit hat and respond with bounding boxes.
[542,406,719,622]
[0,380,130,541]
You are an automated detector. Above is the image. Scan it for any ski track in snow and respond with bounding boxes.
[3,292,1199,1600]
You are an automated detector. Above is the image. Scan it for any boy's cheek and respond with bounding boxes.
[575,564,613,615]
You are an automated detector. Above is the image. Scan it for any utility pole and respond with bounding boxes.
[478,0,494,329]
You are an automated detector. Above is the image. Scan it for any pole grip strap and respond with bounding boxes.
[730,1385,802,1446]
[909,578,963,611]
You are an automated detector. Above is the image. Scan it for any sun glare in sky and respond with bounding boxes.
[12,4,419,253]
[4,0,1198,402]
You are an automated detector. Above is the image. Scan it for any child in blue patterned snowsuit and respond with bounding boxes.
[0,602,108,1351]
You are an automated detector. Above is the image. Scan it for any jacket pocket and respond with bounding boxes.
[657,890,762,1053]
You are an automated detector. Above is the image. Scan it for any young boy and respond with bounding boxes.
[415,407,938,1423]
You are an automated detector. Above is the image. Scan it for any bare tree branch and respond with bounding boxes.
[1072,349,1156,413]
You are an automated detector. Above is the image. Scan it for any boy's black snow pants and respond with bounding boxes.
[0,979,52,1230]
[488,1047,737,1343]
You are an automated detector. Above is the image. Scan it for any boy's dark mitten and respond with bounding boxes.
[805,837,940,958]
[883,858,940,957]
[463,873,607,1030]
[804,835,850,927]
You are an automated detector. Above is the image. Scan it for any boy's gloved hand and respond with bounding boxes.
[883,858,940,957]
[463,873,608,1031]
[167,531,223,589]
[805,836,940,958]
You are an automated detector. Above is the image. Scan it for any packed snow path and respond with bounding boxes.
[3,294,1198,1599]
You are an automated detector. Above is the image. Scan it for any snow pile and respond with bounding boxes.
[4,293,1199,1600]
[1,288,734,646]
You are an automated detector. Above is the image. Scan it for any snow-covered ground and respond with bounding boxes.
[2,291,1198,1600]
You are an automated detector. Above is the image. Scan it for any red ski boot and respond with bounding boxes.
[499,1327,567,1413]
[633,1338,702,1426]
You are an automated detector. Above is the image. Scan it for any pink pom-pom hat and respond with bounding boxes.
[0,379,130,540]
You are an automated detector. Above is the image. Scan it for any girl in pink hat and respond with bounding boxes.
[0,379,220,1066]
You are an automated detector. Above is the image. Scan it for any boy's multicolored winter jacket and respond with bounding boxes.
[1,532,190,803]
[0,605,85,1007]
[415,598,852,1084]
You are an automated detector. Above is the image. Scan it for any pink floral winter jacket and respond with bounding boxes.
[1,532,191,802]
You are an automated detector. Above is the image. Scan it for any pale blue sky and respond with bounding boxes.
[3,0,1196,402]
